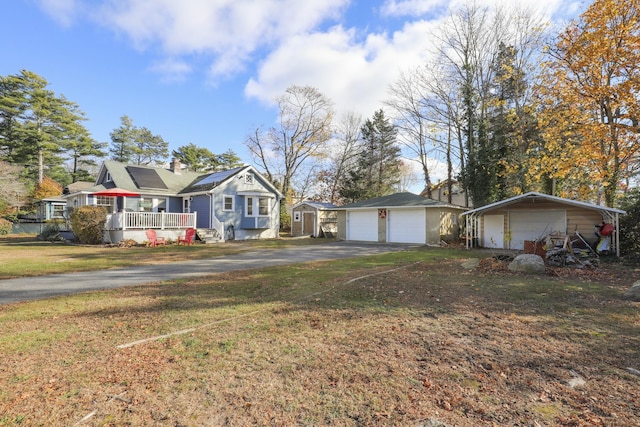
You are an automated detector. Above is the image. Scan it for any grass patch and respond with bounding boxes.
[0,244,639,426]
[0,235,334,279]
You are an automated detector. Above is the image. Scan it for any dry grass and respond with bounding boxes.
[1,249,639,426]
[0,235,327,279]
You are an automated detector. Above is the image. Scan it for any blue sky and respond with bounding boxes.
[2,0,584,173]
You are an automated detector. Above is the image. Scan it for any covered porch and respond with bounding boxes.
[104,211,202,244]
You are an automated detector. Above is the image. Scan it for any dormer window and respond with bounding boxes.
[105,171,112,182]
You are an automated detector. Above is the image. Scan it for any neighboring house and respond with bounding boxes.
[461,191,626,256]
[291,201,338,237]
[422,179,470,208]
[336,192,466,245]
[35,197,67,222]
[62,159,283,243]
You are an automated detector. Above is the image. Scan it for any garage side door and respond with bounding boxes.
[509,210,566,250]
[388,209,426,244]
[347,210,378,241]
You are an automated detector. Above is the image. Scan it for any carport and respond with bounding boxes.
[462,192,626,256]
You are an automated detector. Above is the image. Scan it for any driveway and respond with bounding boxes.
[0,242,414,305]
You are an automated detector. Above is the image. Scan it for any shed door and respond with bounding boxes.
[483,215,504,249]
[347,210,378,241]
[509,210,566,250]
[303,212,315,235]
[388,209,425,244]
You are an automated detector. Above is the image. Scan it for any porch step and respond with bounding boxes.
[196,228,224,244]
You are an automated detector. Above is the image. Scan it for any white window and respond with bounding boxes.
[245,196,270,217]
[95,196,114,213]
[293,211,301,222]
[244,174,255,185]
[223,195,234,211]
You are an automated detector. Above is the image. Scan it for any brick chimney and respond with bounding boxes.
[170,158,182,174]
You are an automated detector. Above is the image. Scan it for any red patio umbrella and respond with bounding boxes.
[91,188,140,197]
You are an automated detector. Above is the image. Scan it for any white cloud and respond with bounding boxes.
[92,0,349,79]
[381,0,580,21]
[148,58,193,83]
[38,0,82,26]
[380,0,445,17]
[245,19,439,120]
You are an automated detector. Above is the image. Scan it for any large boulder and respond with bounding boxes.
[624,281,640,301]
[508,254,545,274]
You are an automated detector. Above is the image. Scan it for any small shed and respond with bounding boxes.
[336,192,466,245]
[291,201,338,237]
[36,197,67,221]
[461,192,626,256]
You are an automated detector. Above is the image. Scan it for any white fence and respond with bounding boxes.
[106,212,197,230]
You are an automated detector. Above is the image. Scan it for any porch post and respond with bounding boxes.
[615,212,620,257]
[161,211,165,230]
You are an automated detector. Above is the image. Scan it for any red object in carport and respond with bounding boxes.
[600,223,614,236]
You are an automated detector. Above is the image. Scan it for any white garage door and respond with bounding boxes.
[347,210,378,241]
[388,209,426,244]
[509,210,566,250]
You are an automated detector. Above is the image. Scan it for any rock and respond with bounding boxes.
[625,367,640,377]
[417,419,452,427]
[624,281,640,301]
[508,254,545,274]
[461,258,480,269]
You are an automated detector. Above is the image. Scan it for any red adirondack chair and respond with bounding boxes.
[178,228,196,245]
[145,229,166,247]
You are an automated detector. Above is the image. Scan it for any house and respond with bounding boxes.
[62,159,283,244]
[35,197,67,222]
[461,191,626,256]
[336,192,466,245]
[422,179,470,208]
[290,201,338,237]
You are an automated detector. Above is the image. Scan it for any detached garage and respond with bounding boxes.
[337,192,466,245]
[462,192,626,256]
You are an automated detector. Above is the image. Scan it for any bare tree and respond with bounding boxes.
[313,112,363,204]
[245,85,334,200]
[385,69,434,196]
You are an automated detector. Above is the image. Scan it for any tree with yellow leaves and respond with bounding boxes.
[534,0,640,207]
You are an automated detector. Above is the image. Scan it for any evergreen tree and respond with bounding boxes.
[109,115,168,165]
[0,70,100,184]
[172,143,217,172]
[216,149,243,169]
[340,109,401,202]
[109,115,137,163]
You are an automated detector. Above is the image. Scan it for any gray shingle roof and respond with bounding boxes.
[339,192,462,209]
[100,160,204,194]
[294,201,338,210]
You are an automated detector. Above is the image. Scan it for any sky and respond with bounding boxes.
[1,0,587,181]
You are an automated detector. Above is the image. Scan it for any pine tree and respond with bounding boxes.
[340,109,401,202]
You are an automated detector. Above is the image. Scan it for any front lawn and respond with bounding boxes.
[0,248,638,426]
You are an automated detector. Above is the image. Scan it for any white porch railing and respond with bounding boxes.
[106,212,197,230]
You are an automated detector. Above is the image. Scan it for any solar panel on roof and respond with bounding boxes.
[127,166,168,189]
[193,169,238,187]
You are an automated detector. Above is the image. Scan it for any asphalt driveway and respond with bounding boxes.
[0,241,414,305]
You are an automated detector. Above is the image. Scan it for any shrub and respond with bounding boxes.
[38,223,64,242]
[619,189,640,262]
[70,206,107,245]
[279,204,291,232]
[0,218,12,235]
